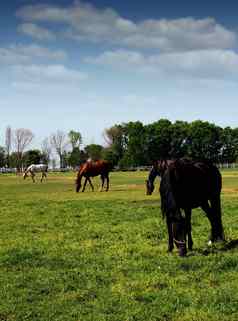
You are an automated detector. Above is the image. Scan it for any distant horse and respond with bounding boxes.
[75,160,112,192]
[146,159,224,256]
[23,164,48,183]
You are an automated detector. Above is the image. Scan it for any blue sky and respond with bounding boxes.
[1,0,238,148]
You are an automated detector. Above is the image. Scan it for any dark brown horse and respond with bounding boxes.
[75,160,112,192]
[146,159,224,256]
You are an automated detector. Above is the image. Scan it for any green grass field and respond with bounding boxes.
[0,170,238,321]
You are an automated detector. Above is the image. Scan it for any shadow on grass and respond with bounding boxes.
[197,239,238,256]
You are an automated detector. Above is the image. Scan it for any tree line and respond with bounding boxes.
[104,119,238,168]
[1,119,238,170]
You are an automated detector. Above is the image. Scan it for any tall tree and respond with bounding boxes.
[187,121,222,162]
[5,126,12,167]
[170,121,189,158]
[23,149,42,167]
[0,147,5,167]
[50,130,68,168]
[13,128,34,171]
[119,121,146,167]
[103,125,126,165]
[144,119,172,163]
[41,137,52,164]
[84,144,103,161]
[68,130,82,150]
[219,127,238,163]
[67,148,87,168]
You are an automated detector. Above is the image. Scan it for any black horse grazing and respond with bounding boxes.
[146,159,224,256]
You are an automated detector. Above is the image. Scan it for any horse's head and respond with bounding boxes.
[23,171,27,180]
[75,171,82,192]
[75,179,81,192]
[145,179,155,195]
[145,162,160,195]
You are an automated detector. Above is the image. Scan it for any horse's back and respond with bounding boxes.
[79,160,111,177]
[160,159,221,210]
[28,164,47,172]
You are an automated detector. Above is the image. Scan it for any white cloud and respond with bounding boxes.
[16,3,237,52]
[86,49,238,79]
[85,49,145,67]
[0,44,67,65]
[11,64,87,84]
[18,23,55,40]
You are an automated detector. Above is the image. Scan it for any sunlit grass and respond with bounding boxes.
[0,169,237,321]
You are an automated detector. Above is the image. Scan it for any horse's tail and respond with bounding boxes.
[45,165,48,172]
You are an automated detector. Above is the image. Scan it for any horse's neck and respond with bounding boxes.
[158,160,174,177]
[148,167,158,183]
[77,171,83,181]
[26,165,33,173]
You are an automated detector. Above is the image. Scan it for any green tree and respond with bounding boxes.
[84,144,103,161]
[9,152,18,168]
[0,147,6,167]
[219,127,238,163]
[67,148,87,168]
[144,119,172,163]
[104,125,125,165]
[119,121,146,167]
[187,120,222,162]
[23,150,43,168]
[68,130,82,150]
[170,121,189,158]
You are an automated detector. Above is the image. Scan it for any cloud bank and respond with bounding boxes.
[16,2,237,52]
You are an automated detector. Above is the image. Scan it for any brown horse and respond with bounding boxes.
[75,160,112,192]
[146,159,224,256]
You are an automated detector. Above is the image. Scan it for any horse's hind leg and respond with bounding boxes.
[42,171,47,182]
[210,196,224,241]
[184,209,193,250]
[105,174,109,191]
[100,175,105,191]
[40,172,45,183]
[201,200,224,242]
[88,178,94,191]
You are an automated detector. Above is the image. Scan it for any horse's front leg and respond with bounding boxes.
[88,177,94,191]
[105,175,109,191]
[184,208,193,250]
[82,177,88,192]
[41,171,47,182]
[166,217,174,252]
[31,172,35,183]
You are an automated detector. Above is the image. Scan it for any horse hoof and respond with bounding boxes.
[179,249,187,257]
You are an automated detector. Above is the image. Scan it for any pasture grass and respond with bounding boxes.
[0,170,238,321]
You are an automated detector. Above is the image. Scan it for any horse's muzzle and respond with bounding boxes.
[76,184,81,192]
